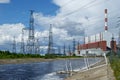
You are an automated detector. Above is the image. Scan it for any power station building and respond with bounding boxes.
[75,9,117,56]
[75,32,117,56]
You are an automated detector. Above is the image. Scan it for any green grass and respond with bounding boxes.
[0,51,43,59]
[0,50,82,59]
[108,52,120,80]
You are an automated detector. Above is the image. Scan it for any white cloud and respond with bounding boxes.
[0,0,10,3]
[0,23,25,44]
[34,0,120,44]
[1,0,120,52]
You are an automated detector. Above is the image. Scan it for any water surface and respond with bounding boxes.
[0,58,101,80]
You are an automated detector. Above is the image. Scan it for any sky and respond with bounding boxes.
[0,0,120,52]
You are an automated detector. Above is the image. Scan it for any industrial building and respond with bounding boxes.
[75,9,117,56]
[75,31,117,56]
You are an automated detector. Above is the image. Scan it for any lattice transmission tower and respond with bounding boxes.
[47,24,53,54]
[12,36,16,53]
[20,28,25,53]
[26,10,35,54]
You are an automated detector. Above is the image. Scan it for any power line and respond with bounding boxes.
[35,0,99,25]
[58,0,97,18]
[44,0,74,15]
[59,0,74,8]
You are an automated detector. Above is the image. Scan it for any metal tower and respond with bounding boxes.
[68,45,71,56]
[35,38,40,54]
[72,38,76,54]
[58,46,61,54]
[63,43,66,55]
[111,34,115,53]
[27,10,35,54]
[111,34,115,49]
[20,28,25,53]
[12,36,16,53]
[77,41,80,54]
[47,24,53,54]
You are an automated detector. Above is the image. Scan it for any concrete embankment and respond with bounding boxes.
[65,60,115,80]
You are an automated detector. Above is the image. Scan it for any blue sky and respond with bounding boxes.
[0,0,59,25]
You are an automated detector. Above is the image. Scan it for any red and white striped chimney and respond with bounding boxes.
[105,9,108,32]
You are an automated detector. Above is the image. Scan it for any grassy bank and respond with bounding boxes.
[0,51,43,59]
[0,51,81,59]
[0,50,82,64]
[108,52,120,80]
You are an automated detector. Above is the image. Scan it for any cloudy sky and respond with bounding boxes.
[0,0,120,52]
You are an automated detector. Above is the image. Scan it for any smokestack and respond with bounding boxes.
[105,9,108,32]
[100,32,103,41]
[84,36,85,44]
[88,36,91,43]
[100,33,101,41]
[95,34,96,42]
[101,32,103,41]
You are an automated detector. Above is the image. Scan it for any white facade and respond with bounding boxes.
[85,31,112,47]
[75,48,104,56]
[102,31,112,47]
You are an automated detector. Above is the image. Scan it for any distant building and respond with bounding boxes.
[75,9,117,56]
[75,31,117,56]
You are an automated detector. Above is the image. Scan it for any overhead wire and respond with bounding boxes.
[38,0,112,26]
[42,0,74,15]
[32,0,120,31]
[37,0,100,26]
[34,0,120,40]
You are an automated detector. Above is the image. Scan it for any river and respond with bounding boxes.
[0,58,101,80]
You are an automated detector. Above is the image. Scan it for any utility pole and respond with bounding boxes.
[63,43,66,56]
[58,46,61,54]
[68,45,71,56]
[35,38,40,54]
[77,41,80,54]
[20,28,25,53]
[111,34,115,53]
[73,38,76,55]
[26,10,35,54]
[12,36,16,53]
[47,24,53,54]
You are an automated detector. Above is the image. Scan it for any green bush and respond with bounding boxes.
[44,54,57,59]
[0,51,43,59]
[109,53,120,80]
[0,50,81,59]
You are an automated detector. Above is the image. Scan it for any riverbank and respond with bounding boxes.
[0,58,81,65]
[0,58,54,64]
[65,60,115,80]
